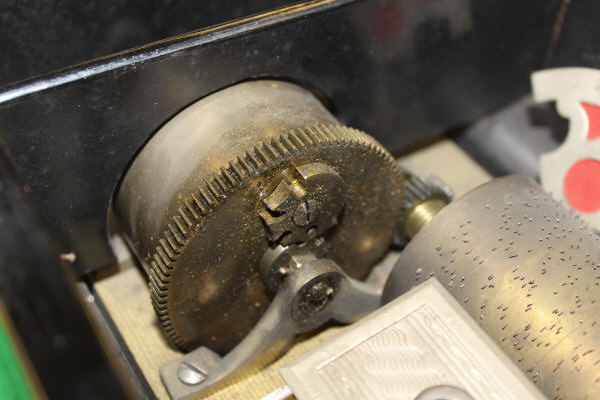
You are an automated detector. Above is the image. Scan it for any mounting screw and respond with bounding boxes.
[293,199,321,226]
[293,272,341,320]
[307,280,335,312]
[177,361,207,386]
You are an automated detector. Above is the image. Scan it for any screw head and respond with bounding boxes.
[293,273,341,320]
[307,280,334,308]
[293,199,321,226]
[177,361,207,386]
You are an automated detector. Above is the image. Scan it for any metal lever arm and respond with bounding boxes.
[160,256,380,400]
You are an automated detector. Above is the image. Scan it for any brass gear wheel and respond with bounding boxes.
[116,81,404,353]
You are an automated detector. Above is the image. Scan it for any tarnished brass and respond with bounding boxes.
[258,162,344,246]
[384,176,600,399]
[395,170,452,245]
[405,199,446,239]
[116,80,404,353]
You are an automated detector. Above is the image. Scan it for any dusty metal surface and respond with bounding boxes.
[116,80,404,354]
[160,248,381,399]
[96,138,490,399]
[384,176,600,399]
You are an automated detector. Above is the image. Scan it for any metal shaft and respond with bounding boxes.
[405,198,447,239]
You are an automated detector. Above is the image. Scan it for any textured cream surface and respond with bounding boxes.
[94,266,343,399]
[94,138,491,399]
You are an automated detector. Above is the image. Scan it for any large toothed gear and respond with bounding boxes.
[115,81,404,353]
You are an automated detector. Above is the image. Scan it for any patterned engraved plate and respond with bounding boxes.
[280,279,544,400]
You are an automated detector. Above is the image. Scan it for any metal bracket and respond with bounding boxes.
[160,254,381,399]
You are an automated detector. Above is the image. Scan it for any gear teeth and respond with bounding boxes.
[153,255,170,277]
[167,221,186,245]
[278,135,296,154]
[319,125,335,140]
[291,129,310,147]
[220,166,238,187]
[260,142,277,160]
[304,128,319,145]
[308,126,325,142]
[155,306,169,317]
[151,294,167,310]
[152,299,167,312]
[329,125,346,141]
[402,172,453,211]
[157,313,170,322]
[253,145,270,165]
[151,300,166,315]
[178,207,194,227]
[183,199,201,221]
[213,175,229,194]
[147,124,404,350]
[199,186,218,207]
[270,138,286,157]
[159,239,178,260]
[346,127,361,140]
[228,161,245,181]
[173,216,189,237]
[149,277,168,297]
[149,268,168,291]
[150,286,167,305]
[164,231,181,253]
[286,131,304,149]
[173,337,189,350]
[236,155,253,176]
[244,149,261,171]
[156,246,173,268]
[189,193,208,216]
[206,179,223,200]
[151,259,170,281]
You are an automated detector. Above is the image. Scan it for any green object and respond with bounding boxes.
[0,314,37,400]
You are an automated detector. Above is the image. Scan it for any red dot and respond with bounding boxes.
[564,159,600,213]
